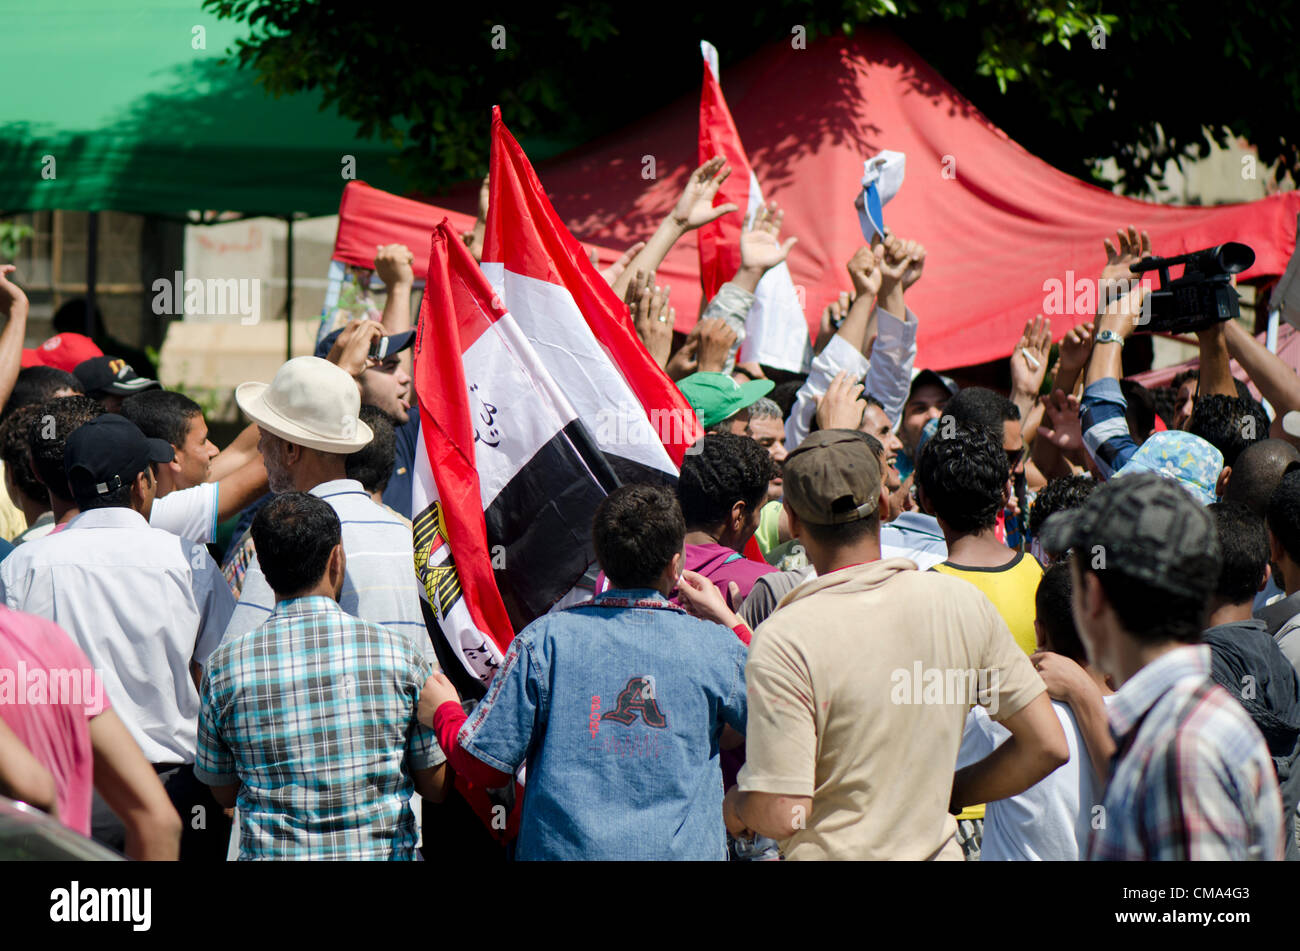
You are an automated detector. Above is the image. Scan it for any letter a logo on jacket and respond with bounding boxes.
[600,675,668,729]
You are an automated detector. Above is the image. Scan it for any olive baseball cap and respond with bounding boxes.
[676,372,774,428]
[1038,472,1221,600]
[782,430,883,525]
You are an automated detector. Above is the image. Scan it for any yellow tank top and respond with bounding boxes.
[931,551,1044,822]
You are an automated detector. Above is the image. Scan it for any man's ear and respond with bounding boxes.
[731,498,747,530]
[1215,465,1231,499]
[1270,529,1285,565]
[328,542,346,590]
[784,502,802,541]
[1260,562,1272,594]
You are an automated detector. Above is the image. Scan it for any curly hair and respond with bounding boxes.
[1028,474,1097,538]
[677,432,774,529]
[1188,394,1268,468]
[593,484,685,589]
[27,396,105,503]
[916,422,1007,533]
[0,406,49,506]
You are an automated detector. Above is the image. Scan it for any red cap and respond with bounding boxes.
[21,333,104,373]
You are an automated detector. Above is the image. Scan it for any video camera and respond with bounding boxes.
[1128,242,1255,334]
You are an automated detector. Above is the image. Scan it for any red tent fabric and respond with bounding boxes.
[427,30,1300,371]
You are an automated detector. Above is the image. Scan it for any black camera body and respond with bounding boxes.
[1128,242,1255,334]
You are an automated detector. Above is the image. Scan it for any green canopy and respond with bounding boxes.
[0,0,406,218]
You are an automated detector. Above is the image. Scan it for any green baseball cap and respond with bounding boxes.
[676,372,774,428]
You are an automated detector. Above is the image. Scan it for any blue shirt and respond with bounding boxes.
[459,589,748,860]
[382,407,420,519]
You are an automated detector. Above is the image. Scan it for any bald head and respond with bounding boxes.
[1222,438,1300,516]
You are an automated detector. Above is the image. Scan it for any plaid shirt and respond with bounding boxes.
[1080,378,1138,480]
[1088,645,1284,860]
[196,596,444,860]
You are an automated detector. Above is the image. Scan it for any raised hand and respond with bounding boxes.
[815,369,867,431]
[601,241,646,287]
[374,244,415,288]
[1011,315,1052,399]
[0,265,30,321]
[1039,388,1086,457]
[846,246,883,300]
[671,156,739,232]
[628,273,673,368]
[1099,224,1152,312]
[695,317,739,373]
[815,290,855,353]
[1058,321,1095,377]
[739,201,798,273]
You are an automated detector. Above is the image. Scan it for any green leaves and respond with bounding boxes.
[199,0,1300,196]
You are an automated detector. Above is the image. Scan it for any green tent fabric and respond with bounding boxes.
[0,0,406,218]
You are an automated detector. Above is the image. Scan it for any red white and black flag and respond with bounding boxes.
[411,219,618,685]
[698,40,811,374]
[480,106,702,480]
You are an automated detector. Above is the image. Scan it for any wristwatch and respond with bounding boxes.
[1095,328,1125,347]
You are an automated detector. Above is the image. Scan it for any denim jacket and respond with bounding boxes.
[459,588,748,860]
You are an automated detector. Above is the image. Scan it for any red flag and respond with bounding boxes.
[698,41,811,373]
[482,106,702,473]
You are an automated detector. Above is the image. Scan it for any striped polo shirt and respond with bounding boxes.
[221,479,434,662]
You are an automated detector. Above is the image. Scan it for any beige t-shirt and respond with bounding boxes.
[739,557,1044,860]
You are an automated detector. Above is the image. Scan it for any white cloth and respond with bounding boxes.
[0,507,235,764]
[223,479,432,661]
[784,307,917,451]
[956,698,1110,861]
[149,481,220,544]
[879,511,947,570]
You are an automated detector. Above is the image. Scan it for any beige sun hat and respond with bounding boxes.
[236,356,374,453]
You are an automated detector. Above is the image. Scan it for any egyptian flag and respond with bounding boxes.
[411,218,619,688]
[698,40,812,374]
[481,106,701,482]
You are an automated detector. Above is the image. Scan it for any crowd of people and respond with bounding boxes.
[1,156,1298,863]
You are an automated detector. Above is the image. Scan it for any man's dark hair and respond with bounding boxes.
[1223,439,1300,517]
[1028,475,1097,539]
[1171,368,1200,394]
[677,433,774,529]
[1267,470,1300,565]
[1036,561,1086,663]
[251,492,343,597]
[120,390,202,448]
[943,386,1019,439]
[767,380,804,421]
[1187,394,1268,468]
[1151,386,1179,430]
[27,396,104,503]
[1082,564,1211,646]
[592,484,685,589]
[52,299,105,337]
[0,406,48,507]
[1119,379,1157,443]
[76,475,139,511]
[1208,501,1269,606]
[916,423,1006,533]
[4,367,83,420]
[346,406,397,495]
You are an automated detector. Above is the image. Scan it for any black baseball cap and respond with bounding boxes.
[1038,472,1221,600]
[782,430,883,526]
[314,326,415,361]
[64,414,174,502]
[74,356,161,398]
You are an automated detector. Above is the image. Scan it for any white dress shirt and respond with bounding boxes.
[223,479,433,662]
[149,481,220,543]
[0,506,235,764]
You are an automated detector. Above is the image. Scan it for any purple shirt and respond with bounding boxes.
[674,543,776,609]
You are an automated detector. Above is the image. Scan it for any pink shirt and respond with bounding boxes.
[0,607,109,836]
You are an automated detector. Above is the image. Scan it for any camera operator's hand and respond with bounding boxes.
[1098,225,1151,321]
[816,370,867,431]
[327,319,386,381]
